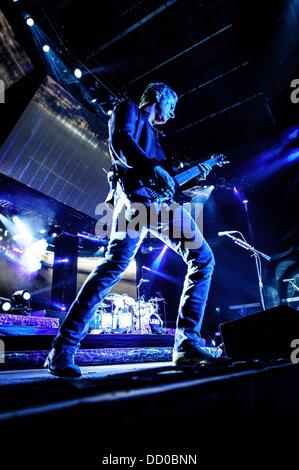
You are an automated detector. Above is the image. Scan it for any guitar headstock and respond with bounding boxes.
[211,153,230,167]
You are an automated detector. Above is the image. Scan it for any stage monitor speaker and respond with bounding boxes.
[220,305,299,360]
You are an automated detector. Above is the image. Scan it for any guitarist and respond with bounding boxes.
[45,82,220,377]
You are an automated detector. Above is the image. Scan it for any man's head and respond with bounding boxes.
[139,82,178,125]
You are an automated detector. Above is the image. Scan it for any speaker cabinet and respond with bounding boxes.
[220,305,299,360]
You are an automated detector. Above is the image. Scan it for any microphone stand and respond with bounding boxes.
[137,278,148,332]
[155,292,167,330]
[162,299,167,330]
[221,232,271,311]
[283,279,299,292]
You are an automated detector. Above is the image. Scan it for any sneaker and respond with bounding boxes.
[173,344,229,366]
[44,347,82,378]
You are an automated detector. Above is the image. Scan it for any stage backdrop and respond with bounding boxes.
[0,75,111,218]
[0,250,136,312]
[0,8,33,90]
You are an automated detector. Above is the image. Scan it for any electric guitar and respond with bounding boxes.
[129,154,230,204]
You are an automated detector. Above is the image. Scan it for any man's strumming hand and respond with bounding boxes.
[154,165,176,194]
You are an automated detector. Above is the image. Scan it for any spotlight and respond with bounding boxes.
[48,224,62,239]
[26,17,34,27]
[107,110,113,116]
[74,68,82,79]
[0,297,12,313]
[91,98,97,103]
[242,199,248,204]
[12,216,33,245]
[55,258,69,264]
[42,44,50,53]
[12,290,32,307]
[142,266,151,271]
[287,150,299,162]
[288,129,299,141]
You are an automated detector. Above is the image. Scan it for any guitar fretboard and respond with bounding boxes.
[174,156,216,187]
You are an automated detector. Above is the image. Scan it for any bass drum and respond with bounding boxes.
[148,312,164,333]
[133,301,163,334]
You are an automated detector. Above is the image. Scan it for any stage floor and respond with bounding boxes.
[0,361,169,385]
[1,360,299,449]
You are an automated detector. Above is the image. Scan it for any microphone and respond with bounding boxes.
[218,231,239,236]
[137,278,149,288]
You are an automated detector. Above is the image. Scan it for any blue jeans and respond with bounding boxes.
[53,193,215,352]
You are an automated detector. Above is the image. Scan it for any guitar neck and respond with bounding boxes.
[173,156,216,187]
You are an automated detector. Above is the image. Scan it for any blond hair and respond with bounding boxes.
[139,82,178,108]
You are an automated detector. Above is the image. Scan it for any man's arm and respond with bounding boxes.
[110,101,158,172]
[110,101,175,193]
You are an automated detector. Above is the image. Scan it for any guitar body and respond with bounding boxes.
[125,154,229,205]
[130,181,191,205]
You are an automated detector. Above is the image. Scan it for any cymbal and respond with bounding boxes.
[98,302,109,308]
[114,295,135,307]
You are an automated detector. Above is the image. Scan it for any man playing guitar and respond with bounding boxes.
[45,82,226,377]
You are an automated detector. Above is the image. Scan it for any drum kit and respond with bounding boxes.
[89,292,165,334]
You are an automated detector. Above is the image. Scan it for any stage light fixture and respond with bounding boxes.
[0,297,12,313]
[26,17,34,27]
[74,68,82,79]
[12,290,32,307]
[42,45,50,53]
[55,257,69,264]
[242,199,248,204]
